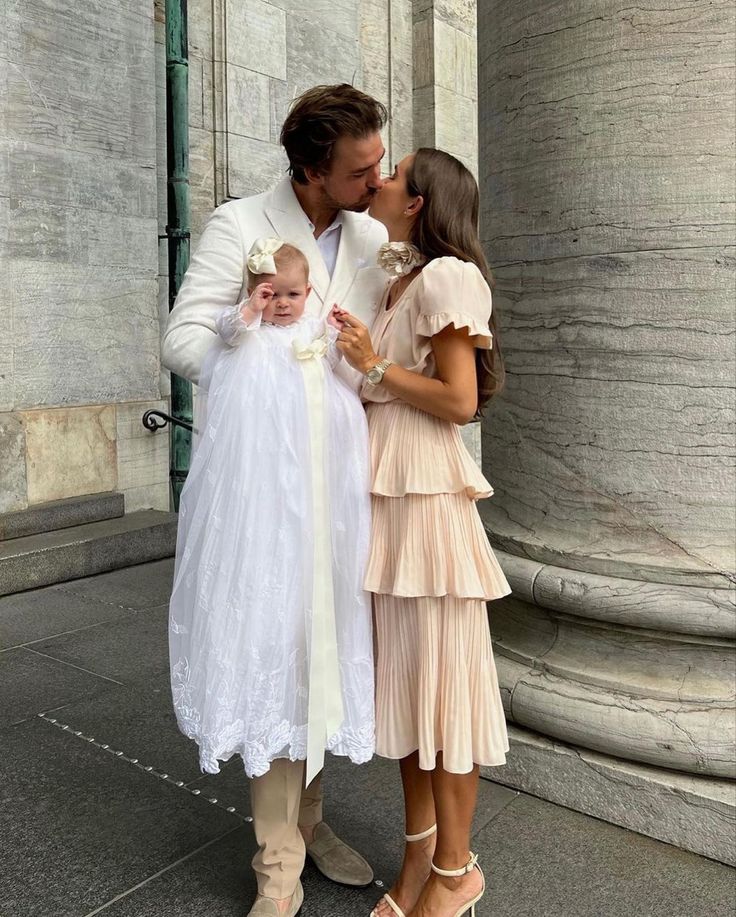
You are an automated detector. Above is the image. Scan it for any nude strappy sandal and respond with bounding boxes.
[369,824,437,917]
[430,851,485,916]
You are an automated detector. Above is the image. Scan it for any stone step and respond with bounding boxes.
[0,510,178,596]
[0,492,125,541]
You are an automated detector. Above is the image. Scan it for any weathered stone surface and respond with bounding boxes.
[268,77,293,146]
[224,134,288,200]
[5,0,156,163]
[2,0,160,419]
[285,18,361,96]
[479,1,735,578]
[0,414,27,514]
[225,0,286,80]
[115,401,170,513]
[8,260,161,409]
[269,0,360,39]
[189,126,216,236]
[492,596,736,777]
[22,406,117,506]
[486,723,736,866]
[225,65,270,141]
[361,0,414,169]
[0,492,124,542]
[497,550,736,638]
[413,3,478,175]
[460,421,482,468]
[0,510,177,595]
[479,0,735,851]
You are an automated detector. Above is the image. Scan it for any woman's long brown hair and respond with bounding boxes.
[406,148,505,414]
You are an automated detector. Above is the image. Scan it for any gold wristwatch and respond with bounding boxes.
[365,358,393,385]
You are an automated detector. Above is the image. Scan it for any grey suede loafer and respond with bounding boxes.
[247,880,304,916]
[305,822,374,886]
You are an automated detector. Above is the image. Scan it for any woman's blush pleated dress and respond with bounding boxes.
[363,256,511,774]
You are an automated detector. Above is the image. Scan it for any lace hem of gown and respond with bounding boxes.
[176,711,375,778]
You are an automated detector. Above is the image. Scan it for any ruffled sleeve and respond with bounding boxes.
[415,257,493,350]
[215,302,262,345]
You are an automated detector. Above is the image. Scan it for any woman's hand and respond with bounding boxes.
[334,309,382,374]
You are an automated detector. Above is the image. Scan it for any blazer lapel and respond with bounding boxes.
[264,179,331,305]
[325,212,371,311]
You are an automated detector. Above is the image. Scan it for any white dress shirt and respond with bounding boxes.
[309,213,343,279]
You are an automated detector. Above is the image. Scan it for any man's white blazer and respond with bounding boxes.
[161,178,388,386]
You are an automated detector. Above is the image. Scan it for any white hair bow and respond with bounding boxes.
[247,237,284,275]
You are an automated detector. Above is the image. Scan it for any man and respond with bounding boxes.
[162,84,388,917]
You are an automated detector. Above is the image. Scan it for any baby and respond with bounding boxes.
[218,238,341,336]
[169,237,374,784]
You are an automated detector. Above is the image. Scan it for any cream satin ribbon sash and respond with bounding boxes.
[293,332,345,786]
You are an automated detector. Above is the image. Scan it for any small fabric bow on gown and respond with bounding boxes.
[293,335,329,361]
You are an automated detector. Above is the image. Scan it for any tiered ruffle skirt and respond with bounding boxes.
[366,401,511,773]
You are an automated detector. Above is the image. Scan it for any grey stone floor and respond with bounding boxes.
[1,559,733,917]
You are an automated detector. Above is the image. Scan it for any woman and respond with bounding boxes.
[335,148,511,917]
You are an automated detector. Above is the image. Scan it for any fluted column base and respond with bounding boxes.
[484,723,736,866]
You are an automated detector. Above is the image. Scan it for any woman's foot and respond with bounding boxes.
[409,866,484,917]
[372,831,437,917]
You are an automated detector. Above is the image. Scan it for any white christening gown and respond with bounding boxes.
[169,311,374,778]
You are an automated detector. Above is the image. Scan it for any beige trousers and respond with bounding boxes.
[250,759,323,898]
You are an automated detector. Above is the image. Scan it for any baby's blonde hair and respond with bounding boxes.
[247,242,310,290]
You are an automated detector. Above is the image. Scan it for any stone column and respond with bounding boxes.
[478,0,735,863]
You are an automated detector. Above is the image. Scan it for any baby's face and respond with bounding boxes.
[257,262,310,326]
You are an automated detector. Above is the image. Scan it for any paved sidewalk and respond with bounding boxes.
[1,559,733,917]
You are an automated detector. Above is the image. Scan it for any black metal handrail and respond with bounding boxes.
[142,409,193,434]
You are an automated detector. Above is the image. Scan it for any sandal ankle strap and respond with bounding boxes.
[431,852,478,877]
[405,824,437,842]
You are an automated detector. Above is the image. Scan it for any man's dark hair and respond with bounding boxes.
[280,84,388,185]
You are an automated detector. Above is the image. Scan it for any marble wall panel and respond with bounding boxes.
[268,0,360,39]
[0,414,27,513]
[223,134,288,201]
[387,0,416,163]
[225,0,287,80]
[189,127,216,239]
[6,202,158,272]
[8,142,157,220]
[285,18,361,96]
[226,66,270,142]
[21,405,117,505]
[268,77,293,146]
[434,84,477,170]
[360,0,414,170]
[9,260,161,410]
[116,400,170,512]
[4,0,156,163]
[412,2,478,174]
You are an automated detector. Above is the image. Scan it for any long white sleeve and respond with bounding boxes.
[161,202,246,385]
[215,303,262,345]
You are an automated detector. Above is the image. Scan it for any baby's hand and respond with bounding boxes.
[244,282,274,316]
[327,303,346,329]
